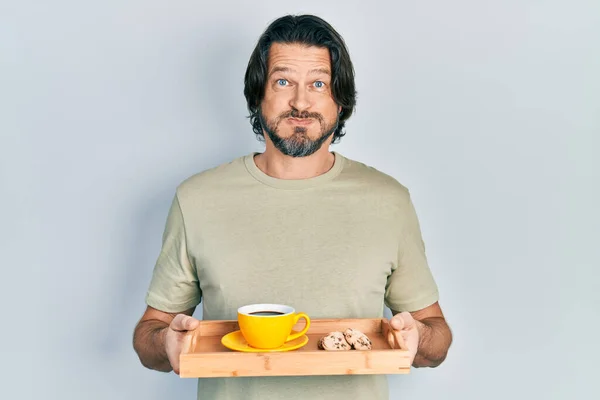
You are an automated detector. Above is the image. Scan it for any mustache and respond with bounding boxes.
[278,109,324,122]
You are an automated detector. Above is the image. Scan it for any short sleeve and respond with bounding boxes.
[145,194,202,313]
[385,193,439,312]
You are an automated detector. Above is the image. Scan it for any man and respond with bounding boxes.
[133,14,452,400]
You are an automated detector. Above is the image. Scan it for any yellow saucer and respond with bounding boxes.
[221,330,309,353]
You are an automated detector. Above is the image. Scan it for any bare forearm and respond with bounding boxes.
[133,320,171,372]
[413,317,452,368]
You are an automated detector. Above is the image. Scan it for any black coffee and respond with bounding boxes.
[249,311,285,316]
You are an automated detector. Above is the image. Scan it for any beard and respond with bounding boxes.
[259,108,339,158]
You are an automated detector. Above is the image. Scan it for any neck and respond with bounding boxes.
[254,144,335,180]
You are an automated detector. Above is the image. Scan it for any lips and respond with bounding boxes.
[287,118,314,125]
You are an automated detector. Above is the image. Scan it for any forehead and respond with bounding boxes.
[267,42,331,73]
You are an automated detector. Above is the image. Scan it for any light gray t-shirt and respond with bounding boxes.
[145,151,439,400]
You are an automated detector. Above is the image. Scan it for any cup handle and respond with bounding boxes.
[286,312,311,342]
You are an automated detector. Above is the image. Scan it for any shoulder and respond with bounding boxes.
[174,154,248,201]
[339,153,411,201]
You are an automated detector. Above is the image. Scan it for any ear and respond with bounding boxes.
[338,105,342,114]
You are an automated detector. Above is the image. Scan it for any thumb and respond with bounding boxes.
[390,311,414,331]
[390,316,404,331]
[171,314,200,332]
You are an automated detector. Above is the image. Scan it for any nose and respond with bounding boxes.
[289,85,311,112]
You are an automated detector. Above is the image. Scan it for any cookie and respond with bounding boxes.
[318,331,351,351]
[343,328,372,350]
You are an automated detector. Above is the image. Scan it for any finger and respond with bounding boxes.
[393,330,408,351]
[172,315,198,331]
[390,316,404,331]
[185,317,200,331]
[400,311,416,329]
[171,314,200,332]
[390,311,415,331]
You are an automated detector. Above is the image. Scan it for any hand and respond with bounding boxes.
[164,314,200,374]
[390,311,421,365]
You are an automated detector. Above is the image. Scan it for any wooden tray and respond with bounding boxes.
[179,318,411,378]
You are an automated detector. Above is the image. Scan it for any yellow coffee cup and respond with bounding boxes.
[237,304,311,349]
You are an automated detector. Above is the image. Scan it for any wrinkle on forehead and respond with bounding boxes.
[267,43,331,73]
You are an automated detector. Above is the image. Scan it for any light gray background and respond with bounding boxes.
[2,1,598,399]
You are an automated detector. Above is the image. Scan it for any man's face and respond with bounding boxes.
[259,42,341,157]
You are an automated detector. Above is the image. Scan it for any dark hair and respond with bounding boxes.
[244,14,357,144]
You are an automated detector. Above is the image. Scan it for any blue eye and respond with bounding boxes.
[277,79,288,86]
[314,81,324,88]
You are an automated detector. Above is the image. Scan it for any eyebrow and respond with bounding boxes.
[268,66,331,77]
